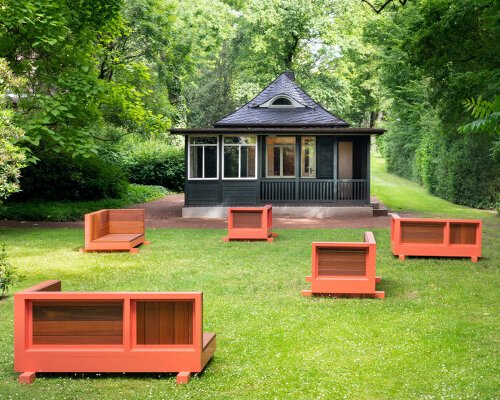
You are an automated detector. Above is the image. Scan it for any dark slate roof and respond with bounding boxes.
[214,72,349,128]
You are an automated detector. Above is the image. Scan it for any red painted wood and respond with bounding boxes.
[391,215,482,262]
[223,205,277,241]
[302,232,384,298]
[80,209,148,253]
[14,281,215,385]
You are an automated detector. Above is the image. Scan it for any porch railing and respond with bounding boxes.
[260,179,368,203]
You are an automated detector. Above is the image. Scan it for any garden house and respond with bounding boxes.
[171,72,385,218]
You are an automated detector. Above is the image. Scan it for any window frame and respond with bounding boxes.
[301,136,316,178]
[187,135,219,181]
[265,136,296,178]
[222,135,258,180]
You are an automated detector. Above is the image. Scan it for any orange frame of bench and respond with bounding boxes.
[302,232,384,298]
[222,204,278,242]
[391,214,482,262]
[80,209,150,253]
[14,281,216,385]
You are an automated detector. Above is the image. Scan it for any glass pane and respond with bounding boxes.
[241,146,256,178]
[283,146,295,176]
[224,136,256,145]
[204,146,217,178]
[271,97,292,106]
[189,136,217,144]
[301,137,316,178]
[224,146,239,178]
[189,146,203,178]
[266,136,296,145]
[266,146,279,177]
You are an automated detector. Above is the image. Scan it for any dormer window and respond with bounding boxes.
[271,97,293,107]
[259,95,305,108]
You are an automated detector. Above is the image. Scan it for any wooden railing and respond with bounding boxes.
[260,179,368,203]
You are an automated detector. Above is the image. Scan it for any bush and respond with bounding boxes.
[0,243,25,296]
[120,139,184,192]
[13,149,129,201]
[1,184,169,221]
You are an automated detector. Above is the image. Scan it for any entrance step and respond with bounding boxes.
[373,206,389,217]
[370,201,380,209]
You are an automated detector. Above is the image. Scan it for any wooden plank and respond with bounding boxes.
[33,301,122,307]
[450,223,477,244]
[401,222,444,244]
[90,211,109,241]
[136,302,145,345]
[108,210,144,221]
[92,233,142,243]
[318,248,366,277]
[159,302,174,345]
[174,302,193,345]
[33,335,123,345]
[33,305,123,321]
[33,321,123,336]
[232,211,262,228]
[144,302,160,345]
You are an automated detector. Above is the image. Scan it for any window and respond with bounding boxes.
[188,136,218,179]
[259,95,305,108]
[266,137,296,177]
[223,136,257,179]
[271,97,293,107]
[301,137,316,178]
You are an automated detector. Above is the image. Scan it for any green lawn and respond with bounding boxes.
[0,158,498,399]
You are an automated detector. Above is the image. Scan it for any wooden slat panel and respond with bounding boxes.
[33,301,121,307]
[318,248,366,277]
[33,335,122,345]
[108,210,144,221]
[33,305,123,321]
[136,301,145,345]
[90,211,109,240]
[174,302,193,345]
[144,302,160,345]
[159,302,174,345]
[450,223,477,244]
[401,222,444,244]
[232,211,262,228]
[108,221,144,234]
[33,321,123,336]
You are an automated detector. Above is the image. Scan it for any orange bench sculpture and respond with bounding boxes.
[391,214,482,262]
[14,280,216,385]
[222,204,278,242]
[80,209,150,253]
[302,232,384,298]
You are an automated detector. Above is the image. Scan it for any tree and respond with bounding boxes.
[0,58,26,200]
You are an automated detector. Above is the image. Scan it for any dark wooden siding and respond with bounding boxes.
[185,181,219,205]
[316,136,334,179]
[222,181,258,204]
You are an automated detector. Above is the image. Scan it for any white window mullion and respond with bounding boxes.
[238,145,241,178]
[202,145,205,179]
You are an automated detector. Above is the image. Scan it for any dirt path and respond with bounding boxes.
[0,194,393,229]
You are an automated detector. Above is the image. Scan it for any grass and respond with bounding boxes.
[1,184,170,222]
[0,228,498,399]
[0,155,498,398]
[371,154,496,220]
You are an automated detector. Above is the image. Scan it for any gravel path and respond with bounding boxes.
[0,194,393,229]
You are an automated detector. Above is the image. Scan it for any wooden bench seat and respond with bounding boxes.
[15,280,216,385]
[222,205,278,242]
[80,209,150,253]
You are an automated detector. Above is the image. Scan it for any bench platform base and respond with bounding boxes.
[397,254,478,262]
[177,372,191,384]
[18,372,36,385]
[222,233,278,242]
[302,290,385,299]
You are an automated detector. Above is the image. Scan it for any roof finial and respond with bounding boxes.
[284,71,295,81]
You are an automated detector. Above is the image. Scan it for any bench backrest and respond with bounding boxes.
[86,209,145,241]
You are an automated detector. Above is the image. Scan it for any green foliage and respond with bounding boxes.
[0,58,26,200]
[13,149,129,201]
[1,184,168,221]
[0,243,25,296]
[119,139,185,192]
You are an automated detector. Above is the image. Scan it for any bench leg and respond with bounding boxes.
[177,372,191,384]
[271,233,278,237]
[375,276,381,284]
[129,248,139,253]
[471,256,478,263]
[266,237,274,242]
[19,372,36,385]
[143,241,151,245]
[79,248,88,253]
[374,291,385,299]
[301,290,312,297]
[398,255,405,261]
[222,237,230,242]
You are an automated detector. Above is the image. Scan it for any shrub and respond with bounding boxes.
[0,243,25,296]
[13,149,129,201]
[120,139,184,192]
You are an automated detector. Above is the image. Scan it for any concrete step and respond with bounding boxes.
[373,207,389,217]
[370,201,380,209]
